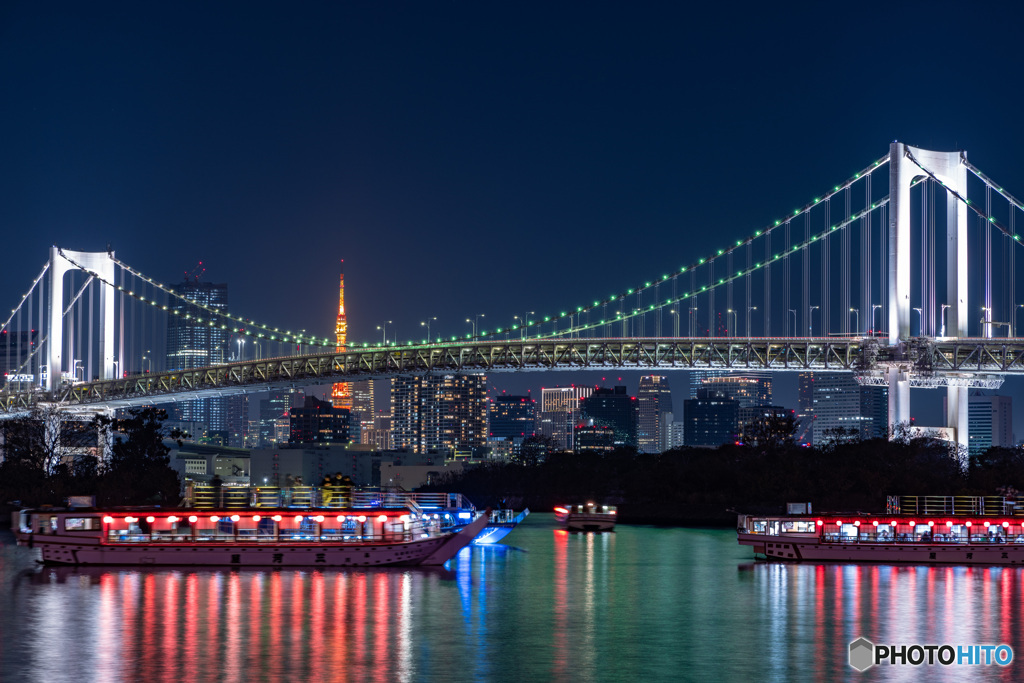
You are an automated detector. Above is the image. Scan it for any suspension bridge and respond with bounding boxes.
[3,141,1024,456]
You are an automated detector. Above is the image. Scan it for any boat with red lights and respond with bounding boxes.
[554,503,617,531]
[15,507,488,567]
[738,496,1024,565]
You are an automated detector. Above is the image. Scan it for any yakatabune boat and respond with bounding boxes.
[15,507,488,567]
[738,496,1024,565]
[554,503,616,532]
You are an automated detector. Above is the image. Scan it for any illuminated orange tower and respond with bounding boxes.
[331,262,351,410]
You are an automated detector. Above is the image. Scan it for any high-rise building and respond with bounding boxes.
[689,370,772,401]
[165,278,229,436]
[966,393,1013,455]
[289,396,350,444]
[390,374,488,455]
[738,405,796,445]
[489,395,537,456]
[581,386,638,448]
[349,379,375,443]
[668,421,686,450]
[801,372,874,444]
[698,375,772,408]
[259,388,304,447]
[574,421,616,452]
[637,375,674,453]
[226,394,249,448]
[330,266,351,410]
[684,388,739,447]
[538,386,593,451]
[1,329,38,383]
[860,385,889,440]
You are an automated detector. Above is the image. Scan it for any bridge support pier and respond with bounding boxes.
[946,385,969,467]
[886,365,911,435]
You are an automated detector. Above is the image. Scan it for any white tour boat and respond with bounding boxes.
[554,503,617,531]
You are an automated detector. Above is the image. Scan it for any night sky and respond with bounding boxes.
[4,3,1024,429]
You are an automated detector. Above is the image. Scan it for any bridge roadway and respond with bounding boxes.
[1,336,1020,414]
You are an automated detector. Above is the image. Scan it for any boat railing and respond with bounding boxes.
[186,485,475,512]
[886,495,1024,517]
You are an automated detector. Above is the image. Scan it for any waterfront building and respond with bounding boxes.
[537,386,593,451]
[684,388,739,447]
[581,386,638,448]
[289,395,351,445]
[165,278,230,435]
[390,374,488,455]
[637,375,674,453]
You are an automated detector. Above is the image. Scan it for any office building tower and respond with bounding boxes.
[349,379,375,443]
[966,393,1013,455]
[684,389,739,447]
[538,386,593,451]
[289,396,350,444]
[331,267,351,410]
[638,375,674,453]
[574,421,616,452]
[738,406,796,445]
[581,386,638,448]
[859,385,889,440]
[1,329,38,383]
[802,372,874,444]
[698,374,772,408]
[390,374,488,455]
[165,278,230,436]
[689,370,771,401]
[489,394,537,456]
[668,421,686,449]
[259,388,304,447]
[226,394,249,448]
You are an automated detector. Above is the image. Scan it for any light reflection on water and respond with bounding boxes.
[2,520,1024,682]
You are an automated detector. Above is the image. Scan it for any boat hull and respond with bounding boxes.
[739,532,1024,566]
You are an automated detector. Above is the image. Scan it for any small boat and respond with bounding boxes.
[554,503,616,531]
[15,507,489,567]
[738,496,1024,565]
[469,508,531,545]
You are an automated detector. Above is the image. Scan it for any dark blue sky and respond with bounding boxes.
[3,2,1024,428]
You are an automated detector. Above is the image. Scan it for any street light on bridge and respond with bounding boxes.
[788,309,796,337]
[809,306,819,337]
[669,309,679,337]
[1015,304,1024,338]
[376,321,392,346]
[237,337,245,360]
[871,304,882,335]
[726,309,738,338]
[913,307,923,336]
[421,317,437,343]
[689,307,698,337]
[466,314,485,338]
[747,306,757,338]
[849,308,859,335]
[940,304,950,337]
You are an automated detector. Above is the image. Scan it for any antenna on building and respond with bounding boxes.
[184,261,206,282]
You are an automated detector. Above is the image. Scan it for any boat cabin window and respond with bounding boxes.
[65,517,102,532]
[781,521,816,533]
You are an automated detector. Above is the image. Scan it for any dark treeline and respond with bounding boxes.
[421,435,1024,525]
[0,407,183,521]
